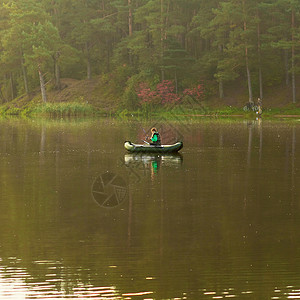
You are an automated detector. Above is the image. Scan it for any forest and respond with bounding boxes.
[0,0,300,110]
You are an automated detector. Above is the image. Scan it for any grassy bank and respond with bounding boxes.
[116,104,300,120]
[1,100,300,119]
[0,101,99,117]
[1,77,300,118]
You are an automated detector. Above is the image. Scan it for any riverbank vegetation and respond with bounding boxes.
[0,0,300,117]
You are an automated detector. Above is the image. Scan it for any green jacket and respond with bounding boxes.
[151,132,161,145]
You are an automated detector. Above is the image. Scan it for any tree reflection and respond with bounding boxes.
[291,126,296,206]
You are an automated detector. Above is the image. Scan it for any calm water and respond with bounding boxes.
[0,117,299,299]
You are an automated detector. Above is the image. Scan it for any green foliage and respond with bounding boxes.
[122,74,140,110]
[0,0,300,106]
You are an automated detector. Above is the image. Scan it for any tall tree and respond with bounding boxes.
[209,0,258,102]
[269,0,300,103]
[16,0,60,102]
[192,0,230,98]
[0,0,28,97]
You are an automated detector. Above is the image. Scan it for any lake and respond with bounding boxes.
[0,116,299,299]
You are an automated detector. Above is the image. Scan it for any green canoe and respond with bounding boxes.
[124,141,183,153]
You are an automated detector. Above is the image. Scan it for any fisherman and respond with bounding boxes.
[257,97,262,115]
[149,127,161,146]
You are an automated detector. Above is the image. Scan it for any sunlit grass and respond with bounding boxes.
[263,106,300,116]
[28,102,96,117]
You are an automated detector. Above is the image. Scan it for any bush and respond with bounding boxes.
[137,80,181,106]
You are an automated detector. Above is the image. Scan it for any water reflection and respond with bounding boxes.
[0,258,122,299]
[124,153,183,181]
[0,118,300,299]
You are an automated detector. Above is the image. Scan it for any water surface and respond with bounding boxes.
[0,117,299,299]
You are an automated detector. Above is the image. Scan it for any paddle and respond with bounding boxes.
[141,127,147,135]
[141,127,150,144]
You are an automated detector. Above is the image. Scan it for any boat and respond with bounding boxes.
[124,141,183,153]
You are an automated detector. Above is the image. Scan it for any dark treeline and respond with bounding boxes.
[0,0,299,107]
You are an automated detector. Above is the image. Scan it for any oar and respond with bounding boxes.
[141,127,150,144]
[142,128,149,139]
[142,127,147,135]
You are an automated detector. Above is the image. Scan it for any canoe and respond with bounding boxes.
[124,141,183,153]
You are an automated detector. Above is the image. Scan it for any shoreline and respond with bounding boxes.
[1,98,300,119]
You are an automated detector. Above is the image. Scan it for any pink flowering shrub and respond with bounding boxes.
[183,84,205,101]
[137,80,205,107]
[137,80,181,106]
[156,80,181,104]
[137,82,158,103]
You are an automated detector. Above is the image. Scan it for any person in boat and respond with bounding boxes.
[257,97,262,115]
[149,127,161,146]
